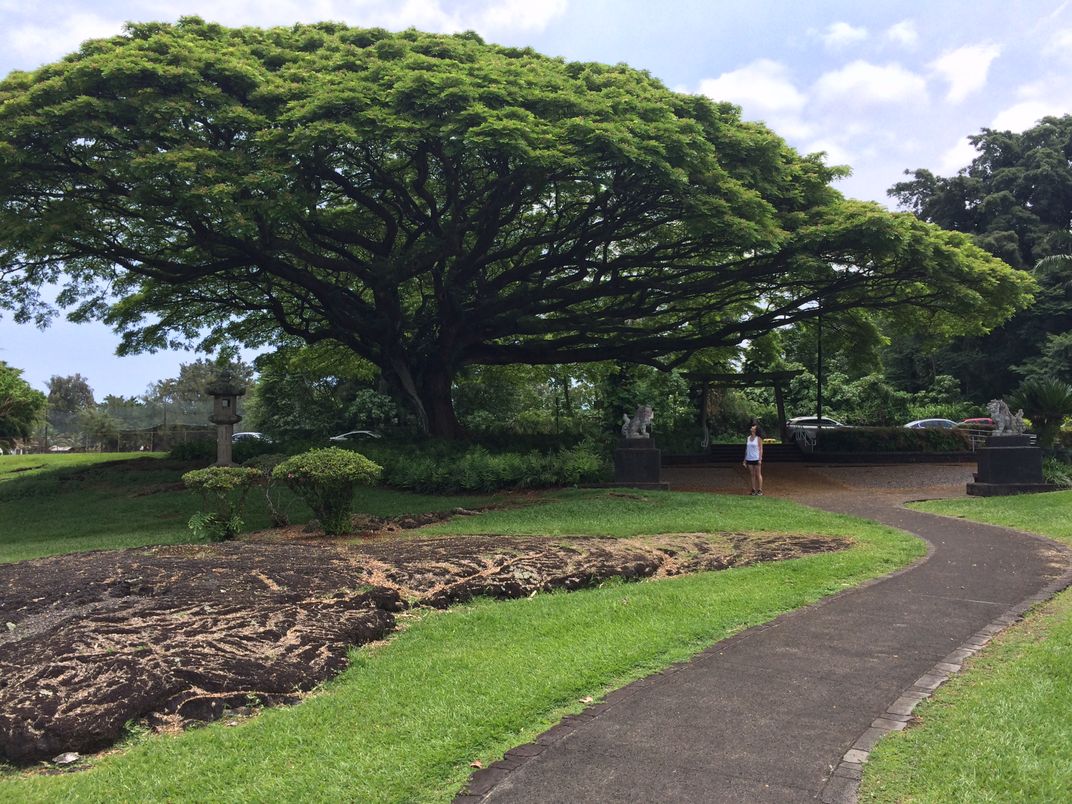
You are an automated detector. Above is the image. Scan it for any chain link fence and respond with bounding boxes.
[29,398,238,453]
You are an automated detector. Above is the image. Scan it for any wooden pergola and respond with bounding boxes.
[685,370,805,445]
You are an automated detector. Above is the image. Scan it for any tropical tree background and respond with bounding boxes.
[886,116,1072,400]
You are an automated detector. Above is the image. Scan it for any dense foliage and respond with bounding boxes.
[357,441,609,493]
[245,343,402,440]
[1011,378,1072,449]
[0,362,46,446]
[272,447,382,534]
[889,116,1072,399]
[0,19,1031,437]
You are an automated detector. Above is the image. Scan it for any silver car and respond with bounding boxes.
[904,418,957,429]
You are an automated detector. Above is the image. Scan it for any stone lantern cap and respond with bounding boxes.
[205,368,247,398]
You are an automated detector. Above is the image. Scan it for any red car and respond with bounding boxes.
[959,417,995,429]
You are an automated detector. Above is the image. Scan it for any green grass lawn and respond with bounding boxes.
[0,454,926,802]
[861,490,1072,802]
[0,453,498,563]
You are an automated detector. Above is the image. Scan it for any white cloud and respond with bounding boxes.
[136,0,568,35]
[991,100,1068,132]
[475,0,568,34]
[803,138,855,167]
[939,136,979,173]
[885,20,918,48]
[1044,27,1072,59]
[819,21,868,49]
[697,59,806,115]
[7,12,125,65]
[813,60,928,106]
[929,43,1002,103]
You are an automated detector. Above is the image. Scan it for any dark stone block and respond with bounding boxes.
[986,434,1031,447]
[975,444,1043,484]
[613,439,662,484]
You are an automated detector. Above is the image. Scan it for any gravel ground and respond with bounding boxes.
[662,462,975,500]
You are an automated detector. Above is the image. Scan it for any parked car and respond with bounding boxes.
[232,431,272,443]
[904,418,958,429]
[785,416,846,431]
[329,430,383,442]
[959,417,996,430]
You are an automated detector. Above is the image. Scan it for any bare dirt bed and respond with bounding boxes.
[0,527,848,763]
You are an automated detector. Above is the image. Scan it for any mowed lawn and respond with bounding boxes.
[0,453,497,564]
[861,490,1072,803]
[0,454,925,802]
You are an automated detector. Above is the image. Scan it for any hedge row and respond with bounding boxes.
[813,427,971,453]
[370,443,610,493]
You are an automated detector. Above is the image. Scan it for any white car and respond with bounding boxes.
[329,430,383,442]
[904,418,958,429]
[785,416,846,432]
[232,431,272,443]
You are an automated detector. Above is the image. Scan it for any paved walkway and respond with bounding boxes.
[460,465,1072,803]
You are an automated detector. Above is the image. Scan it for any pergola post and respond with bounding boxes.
[700,378,710,449]
[773,382,788,443]
[685,370,805,451]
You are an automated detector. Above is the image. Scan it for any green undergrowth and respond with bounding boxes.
[0,454,497,563]
[861,491,1072,802]
[0,489,923,802]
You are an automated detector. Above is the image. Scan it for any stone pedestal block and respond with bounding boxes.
[612,438,667,489]
[967,434,1057,496]
[975,436,1043,485]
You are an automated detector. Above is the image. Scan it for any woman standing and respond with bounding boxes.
[743,420,764,496]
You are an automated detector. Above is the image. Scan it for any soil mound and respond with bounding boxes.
[0,532,847,762]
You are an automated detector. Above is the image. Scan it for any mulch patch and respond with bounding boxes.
[0,524,849,764]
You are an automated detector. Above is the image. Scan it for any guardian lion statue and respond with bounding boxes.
[621,405,654,439]
[986,399,1026,435]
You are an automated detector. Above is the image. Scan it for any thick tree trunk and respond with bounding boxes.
[420,367,466,439]
[386,354,466,438]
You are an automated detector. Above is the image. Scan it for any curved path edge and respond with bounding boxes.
[456,492,1072,803]
[456,536,934,804]
[818,507,1072,804]
[455,535,938,803]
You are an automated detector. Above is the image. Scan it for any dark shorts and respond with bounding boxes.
[745,460,760,466]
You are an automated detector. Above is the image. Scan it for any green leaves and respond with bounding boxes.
[0,20,1035,435]
[0,362,46,444]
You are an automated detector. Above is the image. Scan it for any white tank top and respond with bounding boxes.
[745,435,761,461]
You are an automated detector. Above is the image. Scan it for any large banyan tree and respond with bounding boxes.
[0,19,1034,436]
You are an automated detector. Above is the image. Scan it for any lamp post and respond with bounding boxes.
[815,297,824,446]
[206,369,246,466]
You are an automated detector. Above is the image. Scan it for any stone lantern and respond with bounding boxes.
[206,369,246,466]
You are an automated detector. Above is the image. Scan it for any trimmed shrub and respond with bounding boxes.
[814,427,971,453]
[181,466,262,541]
[272,448,382,535]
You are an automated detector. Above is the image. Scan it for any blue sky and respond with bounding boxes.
[2,0,1071,396]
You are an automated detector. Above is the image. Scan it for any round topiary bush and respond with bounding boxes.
[272,448,382,535]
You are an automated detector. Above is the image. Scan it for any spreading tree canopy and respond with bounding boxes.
[0,19,1033,436]
[889,116,1072,398]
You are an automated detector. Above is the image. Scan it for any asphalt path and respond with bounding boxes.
[458,465,1070,803]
